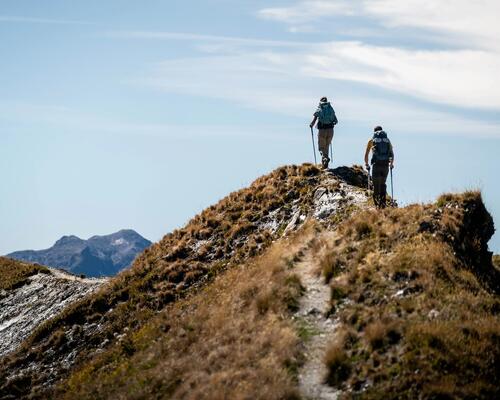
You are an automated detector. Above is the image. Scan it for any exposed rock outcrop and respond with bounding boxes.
[1,165,498,400]
[0,265,106,357]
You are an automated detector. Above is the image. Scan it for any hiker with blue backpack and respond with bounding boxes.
[309,97,338,169]
[364,126,394,208]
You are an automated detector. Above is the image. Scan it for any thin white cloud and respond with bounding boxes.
[131,36,500,111]
[133,53,500,138]
[259,0,355,24]
[110,29,500,111]
[306,42,500,110]
[104,3,500,136]
[255,1,500,110]
[106,31,307,48]
[258,0,500,49]
[0,15,93,25]
[364,0,500,50]
[0,101,293,139]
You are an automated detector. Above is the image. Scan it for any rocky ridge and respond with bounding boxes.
[1,164,498,400]
[0,165,369,399]
[0,265,106,357]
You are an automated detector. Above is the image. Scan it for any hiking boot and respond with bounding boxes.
[321,156,330,169]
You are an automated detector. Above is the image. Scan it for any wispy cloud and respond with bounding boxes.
[105,2,500,138]
[0,15,93,25]
[364,0,500,50]
[132,52,500,138]
[106,31,307,48]
[256,1,500,110]
[258,0,500,50]
[0,101,294,139]
[119,33,500,111]
[259,0,355,24]
[305,42,500,110]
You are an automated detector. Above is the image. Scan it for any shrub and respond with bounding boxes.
[354,220,372,239]
[324,339,351,386]
[321,253,344,283]
[364,320,401,352]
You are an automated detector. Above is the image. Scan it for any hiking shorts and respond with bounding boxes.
[318,128,333,158]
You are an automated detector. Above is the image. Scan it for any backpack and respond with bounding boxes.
[372,131,391,163]
[317,102,338,128]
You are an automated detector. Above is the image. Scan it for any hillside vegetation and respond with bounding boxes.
[0,257,49,290]
[1,165,498,400]
[0,164,327,399]
[319,191,500,398]
[0,260,105,358]
[57,226,316,399]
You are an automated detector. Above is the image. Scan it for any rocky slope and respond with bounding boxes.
[0,258,106,358]
[1,164,498,400]
[7,229,151,277]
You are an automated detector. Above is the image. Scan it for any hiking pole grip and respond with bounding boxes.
[310,127,317,164]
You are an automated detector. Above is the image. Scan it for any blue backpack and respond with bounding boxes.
[372,131,392,163]
[317,102,338,128]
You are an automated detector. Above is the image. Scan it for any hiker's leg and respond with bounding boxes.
[372,167,380,206]
[326,128,333,162]
[327,128,333,149]
[318,129,328,159]
[372,164,384,208]
[318,129,330,168]
[380,164,389,207]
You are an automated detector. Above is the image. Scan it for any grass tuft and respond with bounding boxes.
[324,333,352,386]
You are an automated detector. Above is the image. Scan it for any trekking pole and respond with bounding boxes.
[367,166,371,191]
[310,127,317,164]
[390,167,394,204]
[330,143,333,163]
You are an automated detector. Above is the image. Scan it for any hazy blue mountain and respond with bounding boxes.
[7,229,151,277]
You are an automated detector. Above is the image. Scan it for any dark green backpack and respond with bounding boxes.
[372,131,391,163]
[316,102,338,128]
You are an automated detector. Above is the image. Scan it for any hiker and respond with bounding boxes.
[310,97,338,169]
[364,126,394,208]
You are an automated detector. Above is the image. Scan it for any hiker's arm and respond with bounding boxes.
[309,115,317,128]
[364,140,372,167]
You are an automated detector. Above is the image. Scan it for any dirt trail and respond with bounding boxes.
[295,233,340,400]
[49,268,108,284]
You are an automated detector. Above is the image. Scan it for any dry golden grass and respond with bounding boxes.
[3,169,498,400]
[0,257,49,290]
[55,226,316,400]
[0,164,323,399]
[493,254,500,269]
[324,330,353,386]
[320,192,500,399]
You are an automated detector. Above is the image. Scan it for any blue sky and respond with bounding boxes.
[1,0,499,254]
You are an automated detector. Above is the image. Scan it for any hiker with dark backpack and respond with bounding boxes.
[309,97,338,169]
[364,126,394,208]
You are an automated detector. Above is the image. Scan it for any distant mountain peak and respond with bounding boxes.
[54,235,83,246]
[7,229,152,277]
